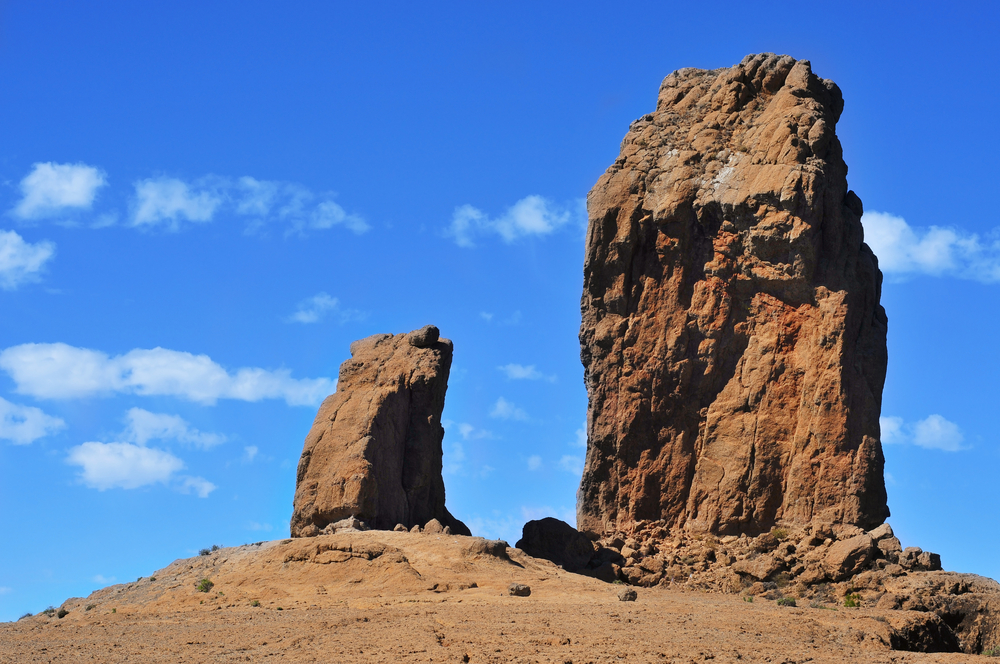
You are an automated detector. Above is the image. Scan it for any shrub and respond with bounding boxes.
[776,597,796,607]
[41,606,56,616]
[983,647,1000,657]
[742,595,754,603]
[148,577,156,582]
[111,608,116,614]
[18,612,32,620]
[771,527,789,541]
[199,548,211,556]
[844,592,861,608]
[85,604,96,611]
[56,608,69,619]
[250,600,260,607]
[196,578,214,593]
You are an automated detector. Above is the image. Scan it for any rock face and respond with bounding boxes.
[578,53,889,538]
[291,326,470,537]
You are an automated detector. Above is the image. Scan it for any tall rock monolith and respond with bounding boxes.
[291,325,470,537]
[578,54,889,538]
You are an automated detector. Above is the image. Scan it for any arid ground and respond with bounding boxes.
[0,532,985,663]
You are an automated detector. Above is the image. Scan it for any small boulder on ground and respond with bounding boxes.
[424,518,444,534]
[508,583,531,597]
[618,588,637,602]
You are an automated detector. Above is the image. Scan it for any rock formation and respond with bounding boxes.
[291,325,470,537]
[578,53,889,538]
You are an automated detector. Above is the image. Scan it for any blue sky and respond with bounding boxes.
[1,1,999,620]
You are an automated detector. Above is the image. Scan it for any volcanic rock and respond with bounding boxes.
[578,53,889,538]
[291,327,470,537]
[516,517,596,573]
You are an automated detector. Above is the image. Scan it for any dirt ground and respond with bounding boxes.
[0,532,985,663]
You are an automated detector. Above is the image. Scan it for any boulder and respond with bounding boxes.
[732,554,783,581]
[577,53,889,538]
[508,583,531,597]
[515,517,596,572]
[824,534,875,581]
[424,518,444,534]
[290,327,470,537]
[618,588,638,602]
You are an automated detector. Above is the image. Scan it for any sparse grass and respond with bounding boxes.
[776,597,796,607]
[983,647,1000,657]
[199,544,222,556]
[149,577,156,582]
[41,606,56,616]
[773,572,791,588]
[742,595,754,603]
[111,608,116,614]
[771,527,789,541]
[276,607,284,611]
[18,612,32,620]
[56,608,69,619]
[85,604,96,612]
[844,592,861,608]
[250,600,260,607]
[195,578,214,593]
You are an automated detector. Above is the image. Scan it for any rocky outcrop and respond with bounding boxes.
[578,53,889,538]
[516,518,596,573]
[291,326,470,537]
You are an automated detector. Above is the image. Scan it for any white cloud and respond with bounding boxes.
[0,229,55,290]
[248,521,273,532]
[527,455,542,471]
[443,441,465,476]
[479,312,493,322]
[0,342,335,406]
[131,177,223,229]
[489,396,528,421]
[558,455,584,475]
[67,441,184,490]
[573,425,587,448]
[287,292,364,324]
[447,195,583,247]
[863,211,1000,282]
[236,177,368,234]
[123,408,226,448]
[177,475,216,498]
[243,445,258,462]
[880,414,966,452]
[92,574,115,584]
[0,586,11,595]
[454,422,495,441]
[498,363,556,382]
[12,162,107,219]
[0,396,65,444]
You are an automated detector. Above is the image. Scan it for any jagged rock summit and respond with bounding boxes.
[291,325,470,537]
[578,53,889,538]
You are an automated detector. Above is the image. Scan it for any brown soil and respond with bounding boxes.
[0,531,982,663]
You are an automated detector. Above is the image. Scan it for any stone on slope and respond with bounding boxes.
[291,327,470,537]
[578,53,889,538]
[516,517,597,573]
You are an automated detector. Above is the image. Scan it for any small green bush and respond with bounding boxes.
[57,608,69,619]
[41,606,56,616]
[148,577,156,582]
[983,647,1000,657]
[844,592,861,608]
[111,608,116,614]
[250,600,260,607]
[18,612,32,620]
[85,604,96,612]
[196,578,214,593]
[776,597,796,607]
[771,527,789,541]
[742,595,754,603]
[276,606,284,611]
